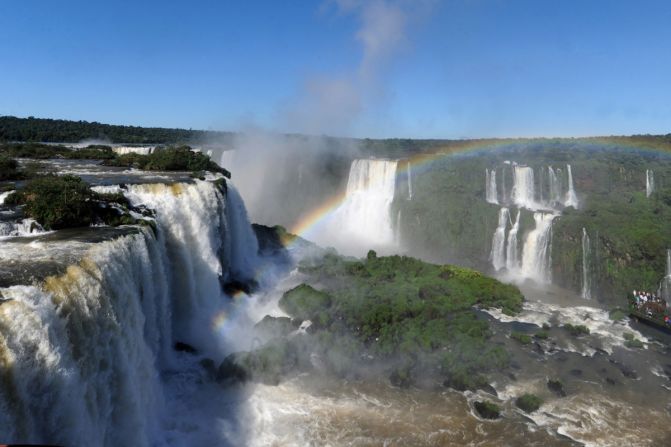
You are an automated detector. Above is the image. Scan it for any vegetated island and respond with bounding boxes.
[217,248,524,392]
[1,143,230,231]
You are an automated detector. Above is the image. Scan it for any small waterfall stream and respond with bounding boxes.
[646,169,655,198]
[485,168,498,204]
[505,210,521,271]
[581,228,592,299]
[490,208,509,271]
[565,164,579,208]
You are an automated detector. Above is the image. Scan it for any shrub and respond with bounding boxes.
[10,175,95,229]
[533,330,549,340]
[103,145,230,177]
[562,324,590,336]
[547,379,566,396]
[510,331,532,344]
[474,401,501,420]
[609,308,627,321]
[515,393,543,413]
[0,155,20,180]
[623,333,644,348]
[279,284,332,324]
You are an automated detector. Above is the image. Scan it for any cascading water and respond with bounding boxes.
[581,227,592,299]
[564,164,579,208]
[328,159,398,251]
[520,212,556,283]
[0,190,14,205]
[395,209,402,245]
[0,233,168,446]
[0,179,261,446]
[407,163,413,200]
[548,167,563,206]
[505,210,521,271]
[111,146,155,155]
[511,165,536,209]
[646,169,655,198]
[662,249,671,304]
[123,181,259,350]
[489,162,581,284]
[485,169,498,204]
[490,207,509,270]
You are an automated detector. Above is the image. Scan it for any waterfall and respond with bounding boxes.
[0,190,14,205]
[548,167,563,206]
[407,163,413,200]
[490,208,509,271]
[0,180,260,445]
[520,212,556,283]
[564,164,579,208]
[581,227,592,299]
[505,210,521,270]
[485,169,498,204]
[395,209,402,245]
[488,162,579,284]
[0,233,168,445]
[501,165,507,204]
[111,146,154,155]
[331,159,398,250]
[662,249,671,304]
[219,150,236,170]
[646,169,655,198]
[511,165,536,209]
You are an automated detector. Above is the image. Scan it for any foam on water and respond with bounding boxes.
[484,300,649,355]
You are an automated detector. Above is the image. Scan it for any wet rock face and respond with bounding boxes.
[547,379,567,397]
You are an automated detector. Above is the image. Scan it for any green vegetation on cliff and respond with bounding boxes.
[102,145,229,177]
[1,142,116,159]
[553,184,671,306]
[6,175,97,229]
[0,115,234,144]
[5,174,151,230]
[223,251,524,391]
[515,393,543,413]
[0,155,20,180]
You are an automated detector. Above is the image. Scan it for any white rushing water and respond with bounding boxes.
[511,165,536,209]
[0,218,47,239]
[646,169,655,198]
[485,168,498,204]
[490,207,509,270]
[564,164,579,208]
[0,180,261,446]
[505,210,521,271]
[519,212,556,283]
[112,146,155,155]
[581,227,592,299]
[0,190,14,205]
[488,163,580,284]
[320,159,398,253]
[406,162,413,200]
[662,248,671,304]
[0,233,168,446]
[548,166,563,206]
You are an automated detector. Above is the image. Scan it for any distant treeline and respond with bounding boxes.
[1,115,669,154]
[0,116,234,144]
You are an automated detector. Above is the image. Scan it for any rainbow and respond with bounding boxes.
[287,137,671,242]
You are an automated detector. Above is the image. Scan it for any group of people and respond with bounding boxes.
[632,290,670,323]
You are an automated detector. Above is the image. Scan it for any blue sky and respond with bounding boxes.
[0,0,669,138]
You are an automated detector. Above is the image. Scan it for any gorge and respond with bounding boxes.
[1,133,671,446]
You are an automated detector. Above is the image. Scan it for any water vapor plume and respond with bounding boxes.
[282,0,428,136]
